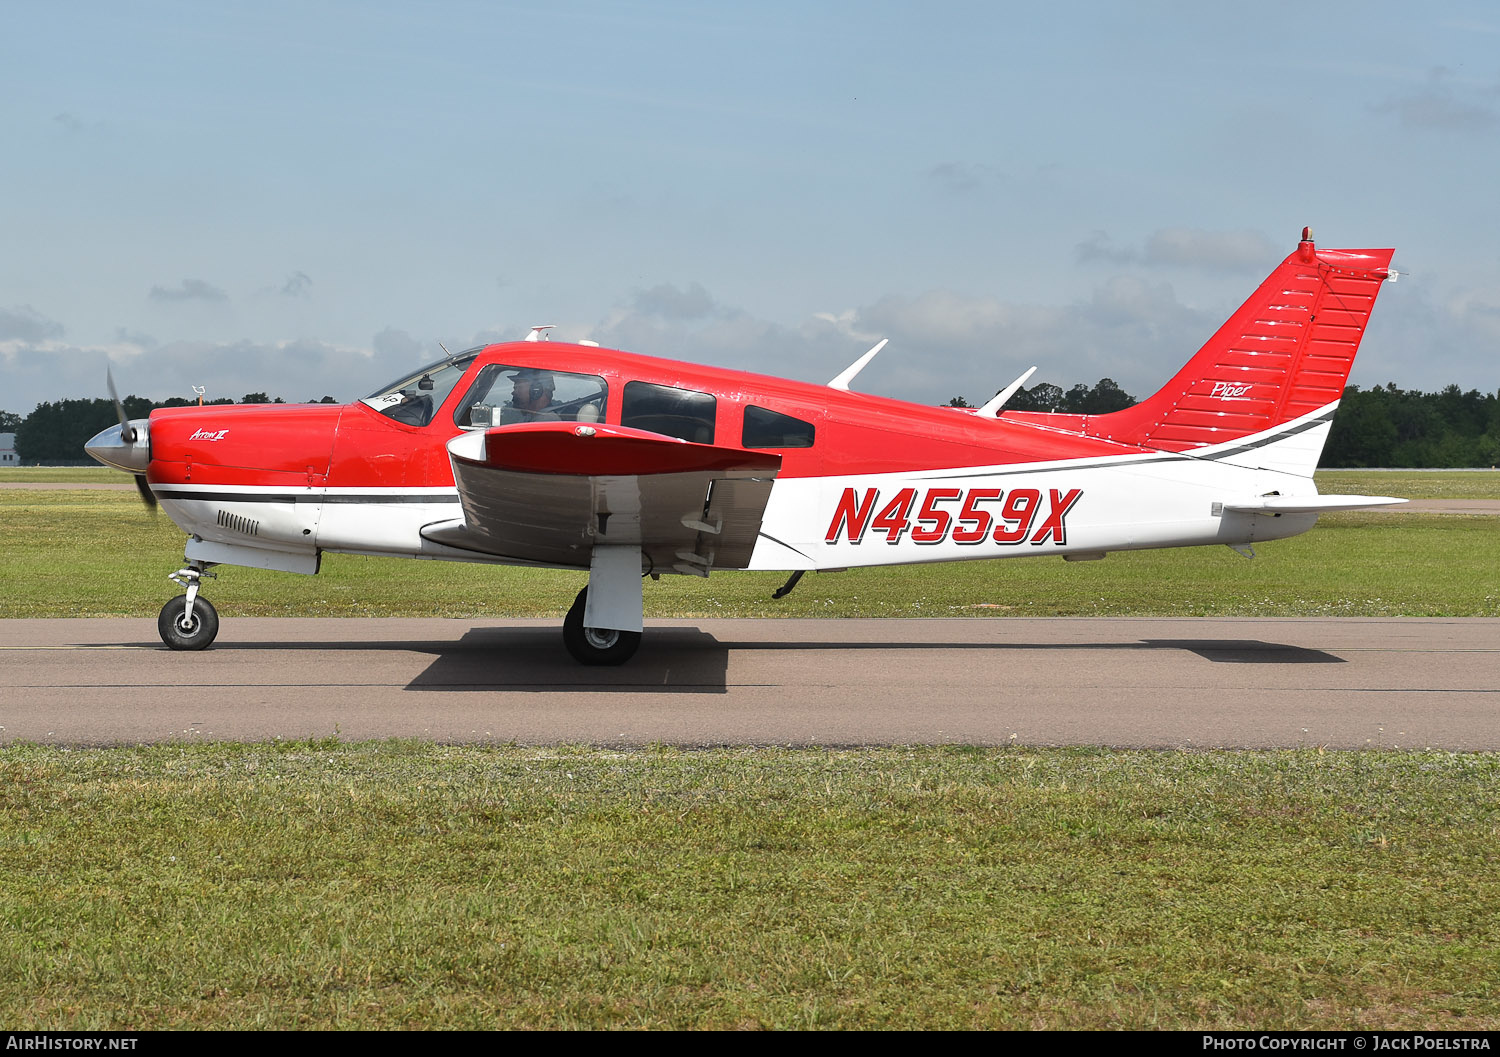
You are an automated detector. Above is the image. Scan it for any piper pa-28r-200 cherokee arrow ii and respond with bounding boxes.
[87,229,1404,665]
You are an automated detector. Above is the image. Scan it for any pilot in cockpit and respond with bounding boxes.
[509,370,560,422]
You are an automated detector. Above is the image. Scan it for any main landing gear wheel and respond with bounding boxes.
[562,587,641,666]
[157,595,219,651]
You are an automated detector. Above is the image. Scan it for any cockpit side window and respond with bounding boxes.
[455,365,609,428]
[621,381,716,443]
[360,356,475,427]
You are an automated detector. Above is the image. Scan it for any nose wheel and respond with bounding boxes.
[158,594,219,651]
[158,561,220,651]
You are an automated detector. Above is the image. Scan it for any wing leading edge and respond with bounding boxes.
[421,422,781,575]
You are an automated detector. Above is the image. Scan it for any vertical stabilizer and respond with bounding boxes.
[1009,231,1395,465]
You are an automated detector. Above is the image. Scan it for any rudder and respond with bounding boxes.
[1013,230,1396,457]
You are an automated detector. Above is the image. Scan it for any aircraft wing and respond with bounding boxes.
[421,422,782,574]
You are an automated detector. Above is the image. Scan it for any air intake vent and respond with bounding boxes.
[216,509,260,537]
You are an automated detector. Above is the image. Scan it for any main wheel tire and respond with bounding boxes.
[157,595,219,651]
[562,587,641,666]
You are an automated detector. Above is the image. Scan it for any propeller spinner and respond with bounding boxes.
[84,368,157,511]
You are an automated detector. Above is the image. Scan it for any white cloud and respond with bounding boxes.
[5,274,1485,424]
[0,306,64,343]
[631,281,717,320]
[371,326,424,362]
[1330,282,1500,394]
[51,111,103,134]
[585,278,1221,406]
[1373,67,1499,132]
[1376,92,1496,131]
[1141,228,1280,272]
[1076,228,1280,274]
[0,335,386,413]
[149,279,229,304]
[1074,231,1136,266]
[139,338,381,404]
[1442,290,1500,346]
[927,161,1007,194]
[829,279,1217,403]
[113,327,158,349]
[0,336,150,412]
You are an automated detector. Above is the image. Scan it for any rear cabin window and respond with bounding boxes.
[621,381,716,443]
[742,405,815,449]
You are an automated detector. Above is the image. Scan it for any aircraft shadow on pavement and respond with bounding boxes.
[701,637,1343,664]
[120,629,1338,689]
[405,627,733,693]
[399,630,1341,693]
[157,630,1340,694]
[1138,640,1345,664]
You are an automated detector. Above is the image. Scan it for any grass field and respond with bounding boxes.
[1317,469,1500,500]
[0,466,131,484]
[5,464,1500,494]
[1,472,1497,619]
[4,499,1498,619]
[2,471,1496,1029]
[3,742,1497,1030]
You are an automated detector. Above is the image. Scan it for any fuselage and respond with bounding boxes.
[138,340,1316,577]
[82,232,1399,661]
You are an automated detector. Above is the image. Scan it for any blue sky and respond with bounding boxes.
[3,1,1498,414]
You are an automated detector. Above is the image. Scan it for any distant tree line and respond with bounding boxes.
[947,377,1137,415]
[7,394,337,464]
[948,379,1500,468]
[1321,384,1500,468]
[4,382,1497,467]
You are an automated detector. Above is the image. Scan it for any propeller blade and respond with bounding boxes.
[106,366,136,444]
[133,474,158,512]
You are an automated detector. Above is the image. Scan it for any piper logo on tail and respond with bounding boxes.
[826,486,1083,547]
[1209,381,1252,399]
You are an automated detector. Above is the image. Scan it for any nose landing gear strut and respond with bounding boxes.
[158,561,220,651]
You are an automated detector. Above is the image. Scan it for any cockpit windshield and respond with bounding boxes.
[360,353,478,427]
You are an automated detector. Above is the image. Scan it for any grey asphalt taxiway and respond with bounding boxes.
[1,617,1495,749]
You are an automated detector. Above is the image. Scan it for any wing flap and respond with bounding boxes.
[423,423,781,571]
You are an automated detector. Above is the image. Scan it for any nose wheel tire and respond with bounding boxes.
[562,587,641,666]
[158,595,219,651]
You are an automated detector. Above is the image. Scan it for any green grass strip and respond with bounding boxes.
[2,742,1496,1029]
[2,488,1496,618]
[0,467,127,484]
[5,466,1500,496]
[1317,470,1500,500]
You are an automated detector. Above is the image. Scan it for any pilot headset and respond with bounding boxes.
[519,371,553,402]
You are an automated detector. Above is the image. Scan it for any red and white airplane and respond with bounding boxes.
[88,229,1403,663]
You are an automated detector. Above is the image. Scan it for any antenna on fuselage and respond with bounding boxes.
[978,365,1038,417]
[438,341,455,363]
[827,338,888,391]
[526,325,555,342]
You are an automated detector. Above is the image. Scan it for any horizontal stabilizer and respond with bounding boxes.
[1219,494,1406,515]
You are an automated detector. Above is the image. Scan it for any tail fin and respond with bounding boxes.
[1011,230,1395,469]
